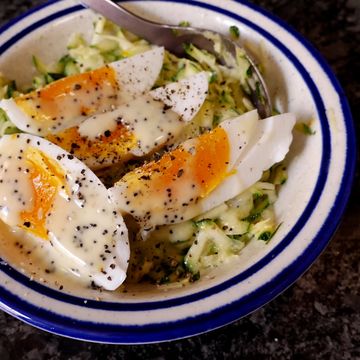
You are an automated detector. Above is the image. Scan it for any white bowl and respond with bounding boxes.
[0,0,355,343]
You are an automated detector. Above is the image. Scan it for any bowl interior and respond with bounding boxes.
[0,1,322,302]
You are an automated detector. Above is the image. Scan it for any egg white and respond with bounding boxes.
[199,113,296,213]
[0,134,129,290]
[150,71,209,122]
[113,46,164,97]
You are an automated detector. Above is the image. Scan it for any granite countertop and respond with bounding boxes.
[0,0,359,359]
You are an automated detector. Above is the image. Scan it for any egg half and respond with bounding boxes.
[46,72,209,170]
[0,47,164,136]
[0,134,129,290]
[109,110,296,227]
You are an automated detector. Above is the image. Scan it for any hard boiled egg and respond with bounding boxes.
[150,71,209,122]
[0,134,129,290]
[46,72,209,170]
[109,111,295,227]
[0,47,164,136]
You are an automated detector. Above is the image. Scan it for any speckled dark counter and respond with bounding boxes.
[0,1,359,359]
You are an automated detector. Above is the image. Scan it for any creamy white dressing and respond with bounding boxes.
[79,95,183,155]
[78,112,120,139]
[0,134,129,290]
[0,221,98,291]
[0,153,34,227]
[110,169,202,227]
[109,133,210,227]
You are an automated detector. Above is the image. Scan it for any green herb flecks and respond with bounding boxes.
[229,25,240,39]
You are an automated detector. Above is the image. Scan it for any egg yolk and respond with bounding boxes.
[131,127,230,197]
[193,127,230,196]
[15,66,118,124]
[20,147,66,240]
[46,123,136,168]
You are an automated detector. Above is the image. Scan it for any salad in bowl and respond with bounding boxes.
[0,0,354,344]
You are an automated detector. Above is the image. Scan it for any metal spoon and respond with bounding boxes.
[80,0,272,118]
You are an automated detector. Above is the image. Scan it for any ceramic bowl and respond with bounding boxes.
[0,0,355,344]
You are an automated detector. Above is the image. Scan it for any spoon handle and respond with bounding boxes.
[80,0,173,44]
[80,0,272,118]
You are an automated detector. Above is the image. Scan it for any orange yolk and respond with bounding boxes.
[138,147,189,192]
[20,147,66,240]
[131,127,230,196]
[15,66,118,123]
[193,127,230,196]
[46,123,136,165]
[37,67,117,101]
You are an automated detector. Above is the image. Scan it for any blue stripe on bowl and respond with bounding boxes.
[0,0,61,35]
[0,5,84,54]
[0,0,355,343]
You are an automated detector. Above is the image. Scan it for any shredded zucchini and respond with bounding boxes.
[229,25,240,39]
[0,108,20,136]
[0,16,288,286]
[295,121,316,135]
[131,177,282,283]
[183,180,279,273]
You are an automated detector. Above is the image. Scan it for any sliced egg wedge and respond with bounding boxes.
[0,47,164,136]
[109,111,295,227]
[0,134,129,290]
[150,72,209,122]
[199,112,296,214]
[46,72,209,170]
